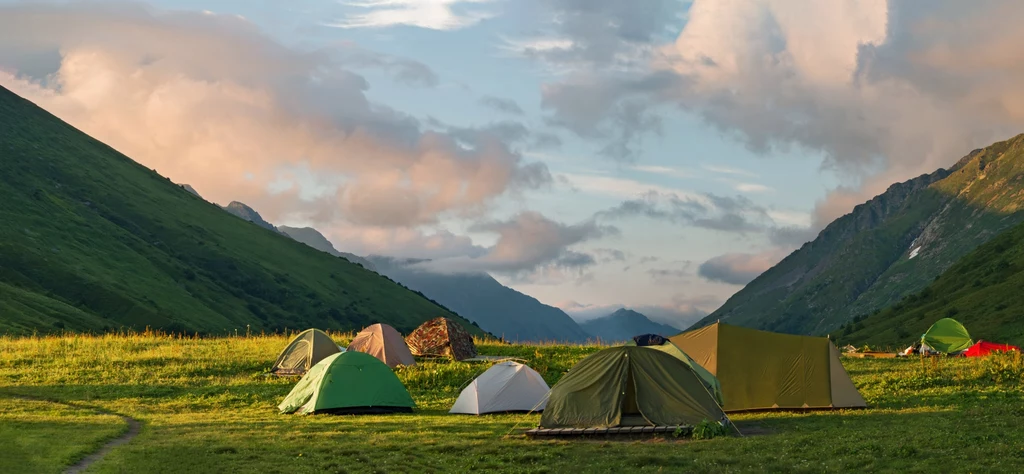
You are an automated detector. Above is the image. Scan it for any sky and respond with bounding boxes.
[3,0,1024,327]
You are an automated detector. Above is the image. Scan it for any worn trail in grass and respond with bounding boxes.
[2,334,1024,473]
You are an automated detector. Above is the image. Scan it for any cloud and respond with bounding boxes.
[535,0,1024,224]
[557,301,624,321]
[530,131,563,150]
[646,266,693,285]
[597,191,773,234]
[633,164,691,179]
[560,173,694,199]
[479,95,524,115]
[701,164,756,178]
[417,212,619,278]
[511,0,688,71]
[734,183,773,193]
[768,225,819,248]
[333,42,439,87]
[593,248,627,263]
[325,226,487,260]
[540,71,682,161]
[429,118,563,153]
[0,3,550,230]
[329,0,496,31]
[503,0,689,161]
[635,293,722,328]
[697,249,789,286]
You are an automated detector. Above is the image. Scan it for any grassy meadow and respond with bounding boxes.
[2,333,1024,473]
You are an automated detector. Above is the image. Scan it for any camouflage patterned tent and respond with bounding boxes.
[405,317,477,361]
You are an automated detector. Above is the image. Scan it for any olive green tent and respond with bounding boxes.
[540,346,727,429]
[271,328,340,376]
[670,323,865,412]
[626,338,724,405]
[278,351,415,415]
[921,318,973,354]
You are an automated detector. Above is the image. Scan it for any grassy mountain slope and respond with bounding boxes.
[842,216,1024,348]
[579,308,679,343]
[696,135,1024,335]
[368,257,593,342]
[0,85,478,335]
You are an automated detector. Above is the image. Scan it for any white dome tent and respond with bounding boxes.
[450,362,550,415]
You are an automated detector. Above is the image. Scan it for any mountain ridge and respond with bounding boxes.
[841,212,1024,348]
[695,134,1024,335]
[0,85,481,336]
[579,308,680,343]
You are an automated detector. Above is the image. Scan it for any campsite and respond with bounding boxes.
[3,323,1024,473]
[6,2,1024,473]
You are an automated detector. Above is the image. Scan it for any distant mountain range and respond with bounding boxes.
[215,200,592,342]
[367,257,593,343]
[579,309,679,343]
[0,85,478,336]
[695,134,1024,336]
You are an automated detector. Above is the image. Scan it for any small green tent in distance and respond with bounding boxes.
[626,336,723,406]
[271,328,340,376]
[540,346,727,429]
[278,351,415,415]
[922,318,973,354]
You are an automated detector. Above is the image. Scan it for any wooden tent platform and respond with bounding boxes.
[845,351,898,359]
[524,425,690,437]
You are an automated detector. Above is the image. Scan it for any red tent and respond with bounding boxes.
[964,340,1020,357]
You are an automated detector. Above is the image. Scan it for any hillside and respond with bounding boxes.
[0,85,481,336]
[277,226,377,270]
[695,135,1024,335]
[368,257,593,342]
[841,215,1024,348]
[578,308,679,343]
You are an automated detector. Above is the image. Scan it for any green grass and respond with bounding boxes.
[0,85,484,337]
[3,334,1024,473]
[0,397,127,474]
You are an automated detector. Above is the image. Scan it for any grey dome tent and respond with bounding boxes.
[272,329,340,376]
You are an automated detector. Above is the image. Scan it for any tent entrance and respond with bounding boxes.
[619,370,653,427]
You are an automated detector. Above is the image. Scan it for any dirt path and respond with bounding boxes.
[2,394,142,474]
[64,413,141,474]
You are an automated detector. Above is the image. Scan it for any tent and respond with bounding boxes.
[405,317,477,361]
[921,318,973,354]
[670,323,866,412]
[271,328,340,376]
[278,351,415,415]
[540,346,728,428]
[450,362,550,415]
[625,335,723,405]
[964,340,1020,357]
[347,323,416,368]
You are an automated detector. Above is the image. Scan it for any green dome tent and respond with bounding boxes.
[271,328,340,376]
[625,337,723,405]
[540,346,727,429]
[922,318,973,354]
[278,351,415,415]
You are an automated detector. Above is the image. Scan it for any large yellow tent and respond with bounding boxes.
[670,322,865,412]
